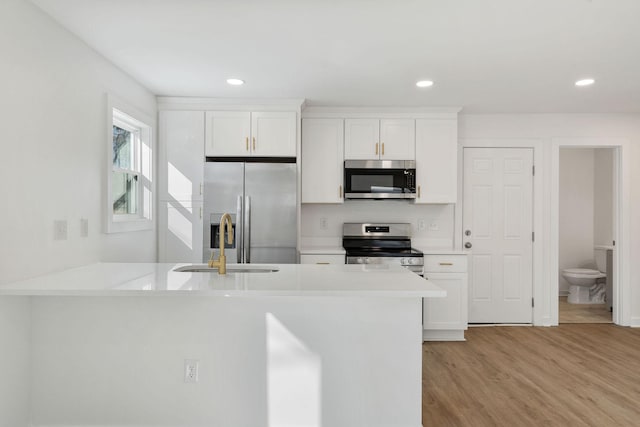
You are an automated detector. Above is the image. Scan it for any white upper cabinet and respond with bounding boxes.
[159,110,205,202]
[344,118,415,160]
[205,111,296,157]
[204,111,250,156]
[344,119,380,160]
[380,119,415,160]
[302,118,344,203]
[415,119,458,204]
[251,112,297,157]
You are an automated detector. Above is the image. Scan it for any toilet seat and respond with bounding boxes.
[562,268,605,279]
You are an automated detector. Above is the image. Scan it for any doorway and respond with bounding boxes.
[557,146,618,324]
[462,147,534,323]
[551,138,629,326]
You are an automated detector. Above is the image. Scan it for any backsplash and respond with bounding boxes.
[301,202,455,248]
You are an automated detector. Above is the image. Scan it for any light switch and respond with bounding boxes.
[80,218,89,237]
[54,220,68,240]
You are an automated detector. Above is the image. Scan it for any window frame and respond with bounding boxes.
[105,94,154,233]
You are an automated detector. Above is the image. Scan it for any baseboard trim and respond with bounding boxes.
[423,329,466,341]
[629,318,640,328]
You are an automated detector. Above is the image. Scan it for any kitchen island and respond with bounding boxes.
[0,263,443,427]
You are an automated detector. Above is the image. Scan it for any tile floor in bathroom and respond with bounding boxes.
[559,296,612,323]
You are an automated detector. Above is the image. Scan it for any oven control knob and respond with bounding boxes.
[400,258,406,265]
[364,257,370,264]
[356,257,364,264]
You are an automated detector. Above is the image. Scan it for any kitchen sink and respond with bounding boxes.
[173,264,279,273]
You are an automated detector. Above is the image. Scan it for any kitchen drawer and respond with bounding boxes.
[300,254,345,265]
[423,254,468,273]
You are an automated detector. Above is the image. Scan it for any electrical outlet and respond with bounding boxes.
[80,218,89,237]
[184,359,199,383]
[320,217,328,230]
[53,220,68,240]
[417,219,426,231]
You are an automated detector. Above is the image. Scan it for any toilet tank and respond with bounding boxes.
[594,246,611,272]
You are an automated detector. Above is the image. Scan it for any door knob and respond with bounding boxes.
[464,242,472,249]
[465,230,472,236]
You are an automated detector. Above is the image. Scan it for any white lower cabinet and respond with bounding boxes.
[158,201,203,263]
[300,253,345,264]
[422,254,468,341]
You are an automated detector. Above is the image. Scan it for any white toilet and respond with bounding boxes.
[562,247,607,304]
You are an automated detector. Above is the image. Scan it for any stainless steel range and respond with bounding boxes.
[343,223,424,274]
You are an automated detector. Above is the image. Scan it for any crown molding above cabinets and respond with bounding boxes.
[157,97,306,113]
[301,106,461,120]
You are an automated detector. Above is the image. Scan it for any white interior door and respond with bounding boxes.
[463,148,534,323]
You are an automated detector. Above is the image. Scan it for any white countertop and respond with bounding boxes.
[0,262,445,298]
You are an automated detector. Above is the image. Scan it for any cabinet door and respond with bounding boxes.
[379,119,415,160]
[205,111,251,156]
[300,254,345,264]
[344,119,380,159]
[422,272,467,330]
[158,200,204,263]
[302,119,344,203]
[415,119,458,204]
[251,112,297,157]
[159,111,205,202]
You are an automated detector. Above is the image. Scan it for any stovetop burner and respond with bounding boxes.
[342,223,423,272]
[344,248,424,258]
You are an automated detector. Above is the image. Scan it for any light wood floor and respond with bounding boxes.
[423,325,640,427]
[559,296,612,323]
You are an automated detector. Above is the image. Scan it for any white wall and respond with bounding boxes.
[0,298,31,427]
[459,114,640,325]
[594,148,614,246]
[559,148,595,293]
[0,0,157,285]
[301,202,455,249]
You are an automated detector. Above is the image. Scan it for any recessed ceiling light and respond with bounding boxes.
[575,78,595,87]
[226,78,244,86]
[416,80,434,88]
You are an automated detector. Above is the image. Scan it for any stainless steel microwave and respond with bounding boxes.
[344,160,416,199]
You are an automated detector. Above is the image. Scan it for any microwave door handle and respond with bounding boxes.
[236,195,243,263]
[245,196,251,263]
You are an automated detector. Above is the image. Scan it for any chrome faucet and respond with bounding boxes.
[208,213,234,274]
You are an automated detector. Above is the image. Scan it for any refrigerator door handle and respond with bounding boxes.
[236,195,243,263]
[245,196,251,263]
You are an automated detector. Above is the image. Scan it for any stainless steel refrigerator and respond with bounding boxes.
[203,161,297,264]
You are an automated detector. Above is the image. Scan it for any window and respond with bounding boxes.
[106,95,154,233]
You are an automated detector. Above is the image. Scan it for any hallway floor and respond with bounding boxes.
[559,296,612,323]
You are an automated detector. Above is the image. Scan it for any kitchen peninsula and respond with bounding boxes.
[0,263,443,427]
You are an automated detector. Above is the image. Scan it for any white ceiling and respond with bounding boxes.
[32,0,640,113]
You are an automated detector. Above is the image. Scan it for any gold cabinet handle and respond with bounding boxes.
[245,137,249,151]
[199,207,202,220]
[418,185,421,198]
[253,137,256,151]
[381,142,385,155]
[339,185,343,198]
[439,262,453,266]
[316,262,330,265]
[375,143,378,155]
